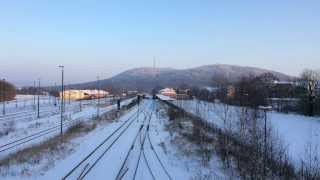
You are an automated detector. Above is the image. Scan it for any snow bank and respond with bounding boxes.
[172,99,320,165]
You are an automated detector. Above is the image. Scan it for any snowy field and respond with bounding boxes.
[1,95,57,114]
[0,95,134,160]
[171,99,320,166]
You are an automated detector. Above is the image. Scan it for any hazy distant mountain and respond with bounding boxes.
[69,64,294,92]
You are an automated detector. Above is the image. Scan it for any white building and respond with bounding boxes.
[159,88,177,97]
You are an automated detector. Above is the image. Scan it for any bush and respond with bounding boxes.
[168,108,183,120]
[0,80,16,101]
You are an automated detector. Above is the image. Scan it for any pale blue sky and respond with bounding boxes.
[0,0,319,86]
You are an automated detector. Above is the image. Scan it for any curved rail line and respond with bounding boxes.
[146,122,172,180]
[63,102,147,180]
[132,110,155,180]
[114,109,150,180]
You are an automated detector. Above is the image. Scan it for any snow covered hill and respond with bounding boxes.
[68,64,295,91]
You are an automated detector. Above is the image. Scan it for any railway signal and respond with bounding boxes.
[137,95,141,122]
[117,98,121,111]
[137,94,141,105]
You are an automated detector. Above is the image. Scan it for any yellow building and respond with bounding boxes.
[59,90,109,100]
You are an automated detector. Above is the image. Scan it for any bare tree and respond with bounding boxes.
[0,80,16,101]
[301,69,320,116]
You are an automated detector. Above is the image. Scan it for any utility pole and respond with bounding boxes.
[97,76,100,118]
[68,88,71,105]
[54,82,57,106]
[33,80,36,110]
[264,109,267,177]
[37,78,40,118]
[2,79,5,115]
[59,65,64,136]
[153,56,156,97]
[259,106,272,178]
[137,94,140,121]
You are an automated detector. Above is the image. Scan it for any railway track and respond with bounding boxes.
[0,98,112,120]
[0,105,58,119]
[0,105,80,122]
[116,102,172,180]
[0,116,81,153]
[0,100,117,154]
[145,115,172,180]
[65,100,172,180]
[132,110,154,180]
[62,102,149,180]
[115,109,151,180]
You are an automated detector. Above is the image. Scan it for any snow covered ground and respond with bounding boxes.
[0,96,135,160]
[1,95,56,115]
[171,99,320,165]
[0,99,232,179]
[51,100,229,180]
[156,94,175,101]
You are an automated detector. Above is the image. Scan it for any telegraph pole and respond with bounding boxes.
[33,80,36,110]
[37,78,40,118]
[59,65,64,136]
[2,79,5,115]
[54,82,57,106]
[259,105,272,178]
[68,87,71,105]
[137,94,140,120]
[97,76,100,118]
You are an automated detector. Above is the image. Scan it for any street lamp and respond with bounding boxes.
[258,105,272,178]
[58,65,64,136]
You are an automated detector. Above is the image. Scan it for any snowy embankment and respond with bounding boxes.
[171,99,320,165]
[154,101,231,179]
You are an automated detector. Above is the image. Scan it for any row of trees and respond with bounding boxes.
[0,80,16,102]
[189,69,320,116]
[16,87,45,95]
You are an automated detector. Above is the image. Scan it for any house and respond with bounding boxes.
[227,85,236,98]
[203,86,219,93]
[60,89,109,100]
[127,90,138,95]
[176,89,191,99]
[159,88,177,98]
